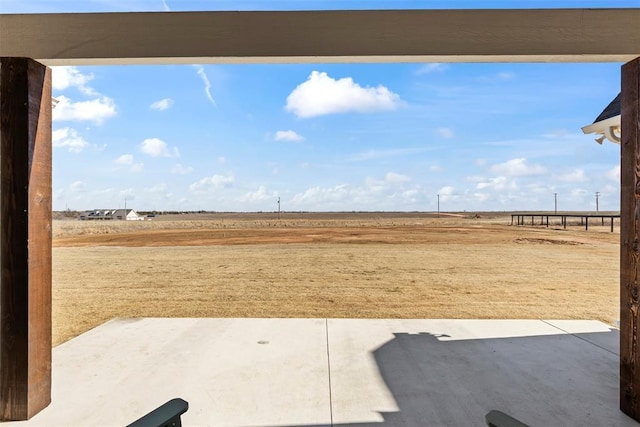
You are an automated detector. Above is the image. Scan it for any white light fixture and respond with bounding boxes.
[581,95,621,145]
[582,116,621,145]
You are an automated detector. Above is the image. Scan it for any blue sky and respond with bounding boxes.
[1,0,636,212]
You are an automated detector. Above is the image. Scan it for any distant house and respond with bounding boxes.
[78,209,144,221]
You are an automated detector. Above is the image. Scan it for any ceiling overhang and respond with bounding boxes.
[1,9,639,66]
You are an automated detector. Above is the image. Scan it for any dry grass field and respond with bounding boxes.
[52,212,620,346]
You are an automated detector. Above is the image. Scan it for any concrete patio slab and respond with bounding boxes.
[544,319,619,354]
[13,318,331,427]
[2,318,635,427]
[328,319,630,427]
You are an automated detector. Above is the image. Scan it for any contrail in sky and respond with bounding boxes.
[194,65,217,107]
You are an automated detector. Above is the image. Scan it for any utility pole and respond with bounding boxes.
[595,191,600,212]
[277,197,281,220]
[437,194,440,218]
[554,193,557,214]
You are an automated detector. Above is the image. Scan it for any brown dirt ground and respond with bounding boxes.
[52,213,620,346]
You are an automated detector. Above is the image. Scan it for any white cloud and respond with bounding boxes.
[217,157,226,165]
[115,154,134,165]
[150,98,174,111]
[606,165,620,182]
[437,127,454,139]
[438,186,456,196]
[416,63,446,74]
[287,172,430,211]
[558,169,588,183]
[472,192,491,202]
[275,130,304,142]
[526,183,551,194]
[285,71,402,118]
[140,138,178,158]
[490,158,546,177]
[189,174,234,193]
[351,147,430,161]
[385,172,411,183]
[52,127,89,152]
[292,184,351,205]
[193,65,216,106]
[115,154,143,172]
[171,163,194,174]
[363,177,389,193]
[145,183,167,193]
[542,129,578,140]
[145,183,172,199]
[476,176,516,191]
[569,188,589,203]
[478,71,516,83]
[53,95,116,124]
[239,186,277,202]
[430,164,444,172]
[52,67,95,95]
[466,175,486,183]
[437,186,459,202]
[70,181,85,191]
[402,189,420,202]
[161,0,170,11]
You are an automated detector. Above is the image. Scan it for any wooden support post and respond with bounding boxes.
[612,217,615,233]
[0,58,52,420]
[620,56,640,422]
[586,217,589,231]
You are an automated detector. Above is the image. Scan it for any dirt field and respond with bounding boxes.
[52,213,620,346]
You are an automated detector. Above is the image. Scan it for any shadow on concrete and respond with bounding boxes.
[346,331,625,426]
[287,328,636,427]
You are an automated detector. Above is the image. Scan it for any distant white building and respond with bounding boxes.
[78,209,144,221]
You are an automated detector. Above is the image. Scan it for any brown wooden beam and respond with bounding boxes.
[621,56,640,421]
[0,57,52,420]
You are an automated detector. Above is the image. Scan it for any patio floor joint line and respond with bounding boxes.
[541,320,618,356]
[325,319,334,426]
